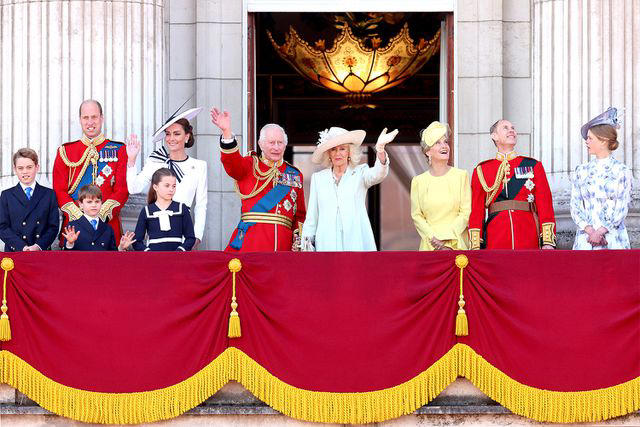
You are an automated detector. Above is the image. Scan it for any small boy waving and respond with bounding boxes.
[62,185,134,251]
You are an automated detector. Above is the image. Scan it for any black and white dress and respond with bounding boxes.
[133,201,196,251]
[127,147,208,240]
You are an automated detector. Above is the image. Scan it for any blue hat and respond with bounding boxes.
[581,107,619,140]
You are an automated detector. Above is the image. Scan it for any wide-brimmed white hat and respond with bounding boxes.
[152,106,203,143]
[311,127,366,164]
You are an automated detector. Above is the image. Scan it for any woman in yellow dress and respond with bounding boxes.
[410,121,471,250]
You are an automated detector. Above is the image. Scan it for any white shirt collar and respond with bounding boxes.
[19,182,36,192]
[84,214,99,223]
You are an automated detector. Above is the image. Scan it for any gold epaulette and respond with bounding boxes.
[61,202,83,221]
[98,199,121,222]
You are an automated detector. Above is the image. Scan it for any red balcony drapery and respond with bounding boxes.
[0,250,638,424]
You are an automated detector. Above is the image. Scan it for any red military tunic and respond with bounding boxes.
[469,151,556,249]
[53,134,129,244]
[221,137,306,252]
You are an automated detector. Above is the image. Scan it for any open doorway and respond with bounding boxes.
[250,12,453,250]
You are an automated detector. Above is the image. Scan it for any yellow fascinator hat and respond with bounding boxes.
[419,121,450,151]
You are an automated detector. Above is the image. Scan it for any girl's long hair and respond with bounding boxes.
[148,168,177,204]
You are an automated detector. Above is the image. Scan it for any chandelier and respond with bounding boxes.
[268,23,441,108]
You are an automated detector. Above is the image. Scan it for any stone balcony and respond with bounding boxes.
[1,380,639,426]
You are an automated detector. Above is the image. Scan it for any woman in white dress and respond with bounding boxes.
[126,108,208,247]
[302,127,398,251]
[570,107,632,249]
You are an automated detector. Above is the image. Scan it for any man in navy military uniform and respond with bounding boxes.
[0,148,60,251]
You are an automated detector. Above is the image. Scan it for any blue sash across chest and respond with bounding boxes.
[230,164,297,250]
[71,143,121,200]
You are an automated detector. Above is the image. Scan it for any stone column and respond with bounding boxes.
[166,0,242,250]
[456,0,533,171]
[532,0,640,247]
[0,0,164,233]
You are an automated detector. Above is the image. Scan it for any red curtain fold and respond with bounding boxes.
[0,250,638,420]
[1,252,233,392]
[459,250,640,391]
[231,252,459,392]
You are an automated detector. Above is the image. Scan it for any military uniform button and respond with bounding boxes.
[36,221,40,225]
[91,242,95,245]
[22,235,27,240]
[35,234,40,238]
[22,221,26,226]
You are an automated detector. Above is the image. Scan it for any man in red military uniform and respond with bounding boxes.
[211,107,305,252]
[469,119,556,249]
[53,100,129,245]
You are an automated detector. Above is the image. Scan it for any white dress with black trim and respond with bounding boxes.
[133,201,196,251]
[127,147,208,240]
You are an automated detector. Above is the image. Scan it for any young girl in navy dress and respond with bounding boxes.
[133,168,196,251]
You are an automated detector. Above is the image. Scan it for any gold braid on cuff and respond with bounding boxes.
[468,228,482,250]
[541,223,556,247]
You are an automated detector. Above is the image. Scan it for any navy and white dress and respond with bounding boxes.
[133,201,196,251]
[127,147,208,240]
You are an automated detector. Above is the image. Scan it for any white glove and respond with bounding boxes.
[301,236,316,252]
[375,128,399,153]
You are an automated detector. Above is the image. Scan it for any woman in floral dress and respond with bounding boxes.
[570,108,632,249]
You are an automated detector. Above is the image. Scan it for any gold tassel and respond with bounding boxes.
[228,258,242,338]
[0,257,15,341]
[455,254,469,336]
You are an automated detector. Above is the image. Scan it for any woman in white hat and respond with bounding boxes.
[301,127,398,251]
[410,121,471,250]
[126,107,208,248]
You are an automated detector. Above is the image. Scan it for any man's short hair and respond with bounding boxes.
[258,123,288,145]
[78,185,103,202]
[12,148,39,166]
[489,119,504,136]
[79,99,103,117]
[489,119,504,144]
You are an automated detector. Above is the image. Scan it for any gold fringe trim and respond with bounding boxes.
[229,347,458,424]
[456,344,640,423]
[0,349,231,424]
[1,345,639,425]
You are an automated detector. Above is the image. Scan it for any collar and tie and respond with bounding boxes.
[25,187,32,200]
[91,219,98,230]
[149,147,186,182]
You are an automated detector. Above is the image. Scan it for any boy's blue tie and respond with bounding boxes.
[91,219,98,230]
[25,187,32,200]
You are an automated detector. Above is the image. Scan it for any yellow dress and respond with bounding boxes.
[410,167,471,251]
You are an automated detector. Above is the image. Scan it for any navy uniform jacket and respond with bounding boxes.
[0,183,60,251]
[64,216,117,251]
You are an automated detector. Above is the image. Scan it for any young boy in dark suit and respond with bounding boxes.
[0,148,60,251]
[62,185,134,251]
